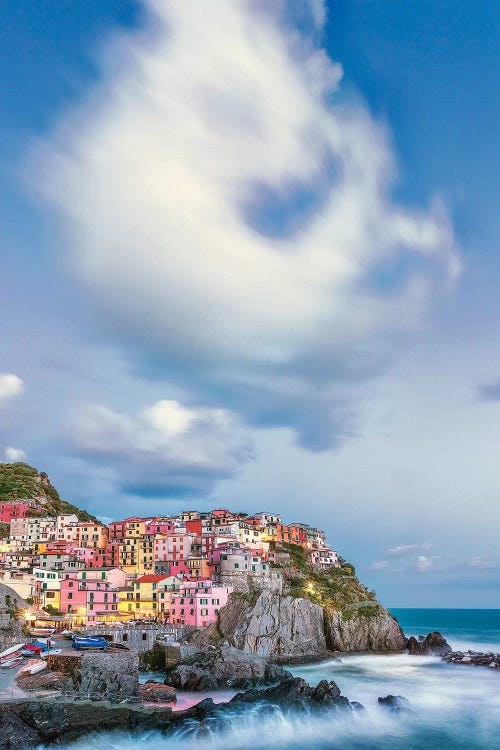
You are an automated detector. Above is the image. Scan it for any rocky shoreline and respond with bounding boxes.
[0,676,360,750]
[443,650,500,669]
[2,622,487,750]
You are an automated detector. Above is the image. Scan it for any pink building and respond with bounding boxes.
[74,547,107,568]
[60,578,120,626]
[168,559,191,577]
[144,518,175,535]
[0,500,40,523]
[169,581,232,627]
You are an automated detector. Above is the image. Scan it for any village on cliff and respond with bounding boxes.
[0,499,339,630]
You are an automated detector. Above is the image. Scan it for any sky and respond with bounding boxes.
[1,0,500,607]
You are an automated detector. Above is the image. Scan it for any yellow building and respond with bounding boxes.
[131,575,181,619]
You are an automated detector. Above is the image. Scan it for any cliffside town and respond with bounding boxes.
[0,463,404,654]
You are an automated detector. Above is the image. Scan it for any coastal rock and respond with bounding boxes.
[231,677,352,712]
[378,695,412,713]
[218,592,327,661]
[138,680,176,703]
[167,644,292,690]
[405,636,421,655]
[0,699,174,748]
[77,651,139,701]
[444,650,500,668]
[15,670,73,693]
[406,631,451,656]
[422,632,452,655]
[0,675,360,750]
[325,608,406,653]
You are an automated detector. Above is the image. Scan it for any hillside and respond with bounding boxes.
[0,462,98,523]
[277,542,380,617]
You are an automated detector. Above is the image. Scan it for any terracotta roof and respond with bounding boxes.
[135,574,170,583]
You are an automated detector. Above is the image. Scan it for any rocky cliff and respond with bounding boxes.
[215,545,405,658]
[219,592,327,661]
[325,608,405,652]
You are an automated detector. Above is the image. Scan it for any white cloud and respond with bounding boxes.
[369,560,391,571]
[0,374,24,407]
[69,399,252,497]
[386,543,431,558]
[415,555,435,573]
[4,446,27,463]
[32,0,459,448]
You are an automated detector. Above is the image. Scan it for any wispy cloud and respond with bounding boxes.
[369,560,390,571]
[4,446,27,463]
[414,554,436,573]
[68,399,252,498]
[386,543,431,557]
[467,555,494,570]
[32,0,459,453]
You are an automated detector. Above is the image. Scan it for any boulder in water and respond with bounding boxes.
[378,694,412,713]
[231,676,354,712]
[138,680,176,703]
[406,631,451,656]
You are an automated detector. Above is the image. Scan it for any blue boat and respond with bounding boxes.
[72,636,108,651]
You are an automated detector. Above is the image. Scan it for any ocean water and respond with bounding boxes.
[35,610,500,749]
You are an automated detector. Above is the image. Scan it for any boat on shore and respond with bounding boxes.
[72,636,107,651]
[0,655,24,669]
[18,660,47,676]
[0,643,25,660]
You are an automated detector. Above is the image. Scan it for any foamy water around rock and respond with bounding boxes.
[32,652,500,750]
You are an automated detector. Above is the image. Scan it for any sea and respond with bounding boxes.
[21,609,500,749]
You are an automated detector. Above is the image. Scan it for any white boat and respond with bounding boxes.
[40,648,61,659]
[0,655,24,669]
[0,643,25,660]
[18,660,47,676]
[32,637,56,646]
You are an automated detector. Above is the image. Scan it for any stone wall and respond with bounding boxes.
[218,571,283,594]
[77,651,139,701]
[0,583,26,649]
[47,653,82,674]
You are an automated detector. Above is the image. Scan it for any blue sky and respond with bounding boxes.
[1,1,499,607]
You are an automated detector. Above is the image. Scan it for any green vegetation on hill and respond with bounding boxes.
[278,542,380,619]
[0,462,98,524]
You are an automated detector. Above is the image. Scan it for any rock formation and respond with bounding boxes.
[138,680,177,702]
[405,631,451,656]
[378,695,412,713]
[0,677,360,750]
[16,651,139,702]
[218,592,327,661]
[325,608,406,653]
[167,644,291,690]
[443,650,500,668]
[217,589,405,659]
